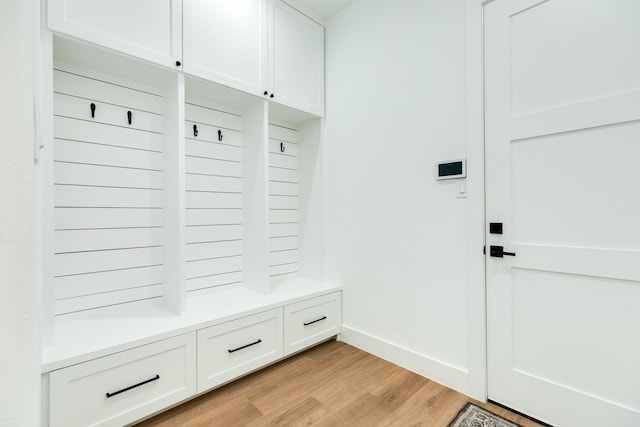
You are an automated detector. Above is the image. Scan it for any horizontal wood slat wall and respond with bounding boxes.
[268,124,299,279]
[184,102,244,292]
[52,68,165,315]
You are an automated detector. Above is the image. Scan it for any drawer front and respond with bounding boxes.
[197,308,283,393]
[49,333,196,427]
[284,292,342,356]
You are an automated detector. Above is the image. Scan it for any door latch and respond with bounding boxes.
[489,245,516,258]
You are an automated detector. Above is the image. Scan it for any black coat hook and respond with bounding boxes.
[127,111,132,125]
[90,103,96,118]
[218,129,223,142]
[193,124,198,137]
[280,142,285,153]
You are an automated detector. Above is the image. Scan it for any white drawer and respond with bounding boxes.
[284,292,342,356]
[49,333,196,427]
[197,308,283,393]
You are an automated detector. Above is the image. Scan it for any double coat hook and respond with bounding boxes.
[89,102,133,126]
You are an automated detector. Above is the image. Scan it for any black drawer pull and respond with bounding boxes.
[228,339,262,353]
[105,374,160,398]
[304,316,327,326]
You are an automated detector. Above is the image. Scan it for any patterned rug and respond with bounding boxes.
[448,403,523,427]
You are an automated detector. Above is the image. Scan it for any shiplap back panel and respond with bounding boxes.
[53,68,165,315]
[185,102,243,292]
[268,124,299,279]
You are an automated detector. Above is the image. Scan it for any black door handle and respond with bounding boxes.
[489,245,516,258]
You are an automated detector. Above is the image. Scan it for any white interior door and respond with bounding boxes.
[485,1,640,426]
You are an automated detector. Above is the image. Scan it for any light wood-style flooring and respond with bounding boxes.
[136,340,543,426]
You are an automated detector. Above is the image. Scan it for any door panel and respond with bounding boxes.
[508,0,640,115]
[485,0,640,425]
[510,123,640,249]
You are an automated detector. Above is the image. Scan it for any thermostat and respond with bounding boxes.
[436,159,466,180]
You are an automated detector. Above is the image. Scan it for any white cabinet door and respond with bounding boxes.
[268,0,325,116]
[48,0,182,69]
[183,0,267,96]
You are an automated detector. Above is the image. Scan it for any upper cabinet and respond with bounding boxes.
[183,0,268,97]
[48,0,324,116]
[184,0,325,116]
[268,0,325,116]
[48,0,183,70]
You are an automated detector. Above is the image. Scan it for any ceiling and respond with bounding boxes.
[292,0,355,19]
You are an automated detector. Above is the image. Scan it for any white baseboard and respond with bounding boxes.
[340,325,471,396]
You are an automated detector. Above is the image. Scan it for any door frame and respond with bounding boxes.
[463,0,491,402]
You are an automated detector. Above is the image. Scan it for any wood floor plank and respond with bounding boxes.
[244,396,330,427]
[314,392,393,427]
[310,353,397,411]
[136,340,546,427]
[247,351,355,414]
[136,395,261,427]
[377,380,466,426]
[371,365,431,411]
[179,397,262,427]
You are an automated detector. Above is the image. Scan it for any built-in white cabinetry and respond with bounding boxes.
[47,0,183,69]
[183,0,267,96]
[49,334,196,427]
[268,0,325,116]
[197,308,283,393]
[48,0,324,116]
[40,2,334,425]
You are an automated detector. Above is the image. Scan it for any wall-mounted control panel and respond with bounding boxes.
[436,159,466,180]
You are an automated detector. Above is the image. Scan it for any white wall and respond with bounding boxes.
[0,0,40,425]
[325,0,485,397]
